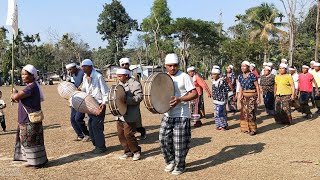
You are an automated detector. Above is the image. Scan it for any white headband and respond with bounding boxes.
[211,68,221,74]
[81,59,93,66]
[116,68,131,75]
[187,66,195,72]
[228,65,233,69]
[119,57,130,65]
[266,62,273,66]
[22,64,44,101]
[302,65,310,69]
[279,63,288,69]
[212,65,220,69]
[165,53,179,64]
[242,61,250,66]
[310,61,316,65]
[281,58,288,63]
[288,67,295,71]
[264,66,271,71]
[314,62,320,67]
[250,63,255,68]
[66,63,76,69]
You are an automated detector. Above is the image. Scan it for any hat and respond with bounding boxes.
[302,65,310,69]
[310,61,316,65]
[250,63,255,68]
[264,66,271,71]
[165,53,179,65]
[187,66,195,72]
[228,65,234,69]
[241,61,250,66]
[266,62,273,67]
[212,65,220,69]
[116,68,131,75]
[81,59,93,66]
[211,68,221,74]
[66,63,76,69]
[281,58,288,63]
[279,63,287,68]
[314,62,320,67]
[119,57,130,65]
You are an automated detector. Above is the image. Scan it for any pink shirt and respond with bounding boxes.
[299,73,314,92]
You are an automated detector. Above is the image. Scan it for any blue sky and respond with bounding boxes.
[0,0,294,49]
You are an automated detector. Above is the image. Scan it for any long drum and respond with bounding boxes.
[143,72,174,114]
[108,85,127,116]
[57,81,77,100]
[70,91,100,115]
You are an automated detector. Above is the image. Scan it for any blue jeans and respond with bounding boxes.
[88,108,106,149]
[71,108,89,138]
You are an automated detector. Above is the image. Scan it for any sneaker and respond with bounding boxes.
[82,135,90,142]
[119,154,130,160]
[164,163,175,172]
[132,152,141,161]
[92,147,107,154]
[171,167,185,175]
[74,137,83,141]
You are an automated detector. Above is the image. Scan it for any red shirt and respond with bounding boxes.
[252,70,260,78]
[193,74,211,95]
[299,73,314,92]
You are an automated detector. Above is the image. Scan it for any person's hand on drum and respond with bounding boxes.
[97,104,106,115]
[169,96,181,108]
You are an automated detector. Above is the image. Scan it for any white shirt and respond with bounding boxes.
[291,73,299,90]
[81,69,109,104]
[165,71,195,118]
[0,100,5,116]
[271,69,277,76]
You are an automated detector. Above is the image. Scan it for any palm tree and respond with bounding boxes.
[246,3,286,62]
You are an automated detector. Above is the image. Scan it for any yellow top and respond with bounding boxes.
[275,74,294,95]
[311,70,320,87]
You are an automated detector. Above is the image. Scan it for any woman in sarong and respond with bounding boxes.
[260,66,275,115]
[274,63,295,124]
[238,61,261,136]
[226,65,237,114]
[11,64,48,168]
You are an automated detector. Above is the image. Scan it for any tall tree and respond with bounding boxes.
[141,0,172,66]
[97,0,137,65]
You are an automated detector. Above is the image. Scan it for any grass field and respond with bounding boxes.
[0,81,320,180]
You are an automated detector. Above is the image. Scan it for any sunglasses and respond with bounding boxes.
[121,63,129,66]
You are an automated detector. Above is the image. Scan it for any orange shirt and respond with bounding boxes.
[193,74,211,95]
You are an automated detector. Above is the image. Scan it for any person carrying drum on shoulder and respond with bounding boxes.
[119,57,146,140]
[81,59,108,154]
[116,68,143,161]
[160,53,198,175]
[186,66,212,128]
[66,62,90,142]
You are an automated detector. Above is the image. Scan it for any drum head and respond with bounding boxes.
[149,73,174,113]
[113,85,127,116]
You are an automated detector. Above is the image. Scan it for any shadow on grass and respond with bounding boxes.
[187,142,266,172]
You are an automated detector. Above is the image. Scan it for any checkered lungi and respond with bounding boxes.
[159,116,191,169]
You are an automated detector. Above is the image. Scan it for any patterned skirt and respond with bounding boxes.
[240,96,257,132]
[274,95,292,124]
[14,122,48,166]
[191,94,205,119]
[227,94,237,112]
[213,103,227,128]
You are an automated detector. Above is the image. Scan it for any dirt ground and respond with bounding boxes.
[0,81,320,180]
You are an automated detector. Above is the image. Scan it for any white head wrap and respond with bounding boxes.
[266,62,273,67]
[288,67,296,71]
[116,68,131,75]
[66,63,76,69]
[22,64,44,102]
[263,62,267,66]
[279,63,288,69]
[264,66,271,71]
[250,63,255,68]
[119,57,130,65]
[81,59,93,66]
[241,61,250,66]
[310,61,316,65]
[211,68,221,74]
[228,65,233,69]
[314,62,320,67]
[187,66,195,72]
[302,65,310,69]
[212,65,220,69]
[165,53,179,65]
[281,58,288,63]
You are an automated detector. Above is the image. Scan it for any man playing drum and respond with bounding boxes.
[119,57,146,140]
[187,66,212,127]
[81,59,108,154]
[116,68,143,161]
[160,53,198,175]
[66,63,90,142]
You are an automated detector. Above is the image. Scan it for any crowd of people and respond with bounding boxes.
[4,54,320,175]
